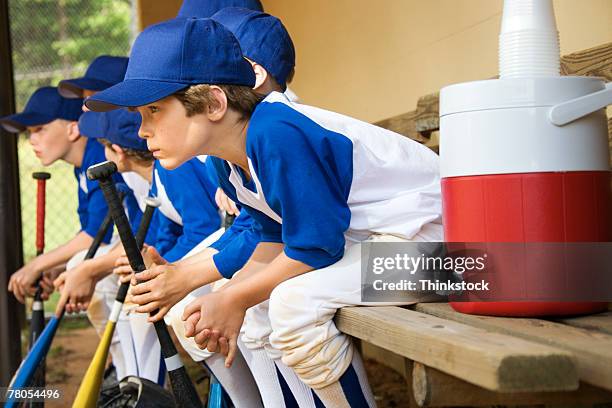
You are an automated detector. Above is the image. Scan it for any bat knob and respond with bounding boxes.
[144,196,162,208]
[87,161,118,181]
[32,172,51,180]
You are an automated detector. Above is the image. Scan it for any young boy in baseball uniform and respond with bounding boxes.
[1,85,139,303]
[54,109,164,383]
[56,109,236,385]
[55,55,154,382]
[72,107,263,404]
[110,8,311,407]
[86,16,442,407]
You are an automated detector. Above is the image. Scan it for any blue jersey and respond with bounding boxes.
[202,156,259,276]
[75,138,143,243]
[121,171,160,246]
[210,92,442,277]
[73,139,119,242]
[151,158,220,262]
[206,161,265,277]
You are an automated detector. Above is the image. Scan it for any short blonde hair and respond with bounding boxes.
[173,84,264,120]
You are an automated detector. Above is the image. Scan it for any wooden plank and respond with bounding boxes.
[414,302,612,392]
[404,359,421,408]
[374,110,427,143]
[415,92,439,133]
[554,311,612,335]
[424,130,439,154]
[335,306,577,392]
[561,42,612,81]
[412,362,612,407]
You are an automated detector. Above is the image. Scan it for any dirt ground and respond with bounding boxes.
[44,319,98,408]
[44,318,408,407]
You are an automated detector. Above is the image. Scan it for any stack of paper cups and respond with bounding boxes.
[499,0,560,78]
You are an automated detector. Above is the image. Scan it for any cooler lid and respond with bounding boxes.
[440,76,604,117]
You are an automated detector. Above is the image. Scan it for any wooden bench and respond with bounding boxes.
[336,304,612,406]
[336,42,612,407]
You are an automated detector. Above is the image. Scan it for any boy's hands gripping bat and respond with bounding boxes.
[85,161,202,408]
[72,193,159,408]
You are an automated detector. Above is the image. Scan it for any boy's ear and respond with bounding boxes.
[66,121,80,142]
[110,143,129,168]
[111,143,127,160]
[111,143,124,156]
[252,63,269,89]
[207,86,228,122]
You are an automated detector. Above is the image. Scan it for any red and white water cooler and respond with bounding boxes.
[440,0,612,316]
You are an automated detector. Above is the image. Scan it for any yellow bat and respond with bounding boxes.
[72,196,159,408]
[73,322,116,407]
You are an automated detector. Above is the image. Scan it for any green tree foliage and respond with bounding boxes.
[9,0,132,109]
[9,0,132,262]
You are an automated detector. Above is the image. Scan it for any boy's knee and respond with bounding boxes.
[241,301,274,351]
[268,280,289,314]
[268,279,304,331]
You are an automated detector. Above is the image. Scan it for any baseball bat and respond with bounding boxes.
[86,161,203,408]
[30,171,51,405]
[207,375,226,408]
[72,194,159,408]
[6,203,116,408]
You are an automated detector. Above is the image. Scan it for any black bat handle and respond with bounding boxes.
[100,181,143,273]
[115,198,159,304]
[83,211,114,261]
[88,162,202,407]
[135,200,157,249]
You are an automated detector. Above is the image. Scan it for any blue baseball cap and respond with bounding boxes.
[212,8,295,89]
[177,0,263,18]
[58,56,129,98]
[85,18,255,112]
[78,110,148,151]
[0,87,83,133]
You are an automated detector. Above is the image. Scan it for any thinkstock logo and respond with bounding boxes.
[361,242,612,303]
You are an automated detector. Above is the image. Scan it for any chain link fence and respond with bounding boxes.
[9,0,134,262]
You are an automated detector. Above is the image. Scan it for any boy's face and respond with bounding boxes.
[26,119,73,166]
[136,96,210,170]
